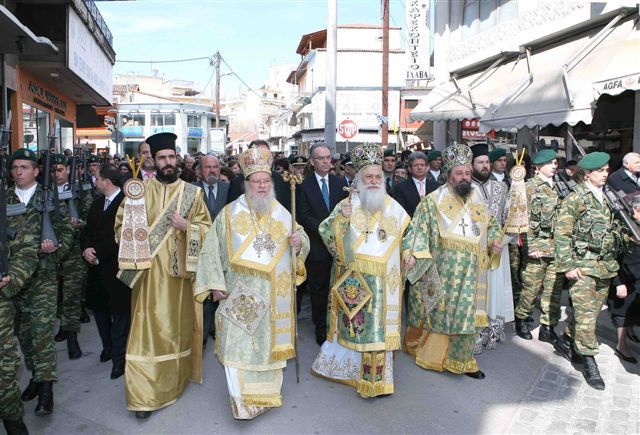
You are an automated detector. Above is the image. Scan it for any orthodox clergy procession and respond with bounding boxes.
[2,1,640,433]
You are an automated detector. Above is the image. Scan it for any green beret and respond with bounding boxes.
[10,148,37,163]
[87,154,100,163]
[532,149,557,165]
[427,150,442,161]
[488,148,507,162]
[579,152,610,170]
[383,149,395,158]
[52,153,68,166]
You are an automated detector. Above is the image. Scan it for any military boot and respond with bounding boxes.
[538,324,558,344]
[514,317,532,340]
[582,356,605,390]
[34,382,53,416]
[67,332,82,360]
[54,328,68,342]
[20,375,38,402]
[2,417,29,435]
[79,307,90,324]
[554,334,584,364]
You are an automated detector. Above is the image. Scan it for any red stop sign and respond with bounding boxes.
[337,119,358,140]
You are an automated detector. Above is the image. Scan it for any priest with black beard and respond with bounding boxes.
[115,132,212,419]
[470,144,513,354]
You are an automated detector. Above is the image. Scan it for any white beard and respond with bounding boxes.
[245,184,276,215]
[358,185,386,213]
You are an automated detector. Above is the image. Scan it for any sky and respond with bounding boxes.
[97,0,405,98]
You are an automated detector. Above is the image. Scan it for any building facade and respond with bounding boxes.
[1,0,115,153]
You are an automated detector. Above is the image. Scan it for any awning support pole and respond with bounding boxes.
[491,48,533,117]
[562,12,624,108]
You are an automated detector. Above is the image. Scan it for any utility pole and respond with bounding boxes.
[325,0,337,153]
[214,51,221,128]
[381,0,389,148]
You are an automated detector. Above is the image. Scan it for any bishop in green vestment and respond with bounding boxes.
[404,144,502,379]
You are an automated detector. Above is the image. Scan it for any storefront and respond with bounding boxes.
[12,68,76,152]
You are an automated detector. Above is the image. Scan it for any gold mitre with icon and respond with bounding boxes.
[351,143,383,171]
[239,147,273,178]
[442,144,473,172]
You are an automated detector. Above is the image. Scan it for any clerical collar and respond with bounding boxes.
[537,173,554,187]
[492,171,505,182]
[584,180,604,205]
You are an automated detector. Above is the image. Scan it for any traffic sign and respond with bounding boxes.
[337,119,358,140]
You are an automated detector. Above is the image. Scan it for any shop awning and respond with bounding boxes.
[479,16,637,132]
[409,53,520,122]
[593,29,640,97]
[0,5,58,55]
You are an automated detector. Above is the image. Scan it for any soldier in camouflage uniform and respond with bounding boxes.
[9,149,74,415]
[52,154,93,359]
[554,152,628,390]
[1,150,40,435]
[514,150,565,344]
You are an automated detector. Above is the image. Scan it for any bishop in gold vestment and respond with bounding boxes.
[115,133,211,418]
[194,147,309,419]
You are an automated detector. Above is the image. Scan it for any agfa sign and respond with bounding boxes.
[337,119,358,140]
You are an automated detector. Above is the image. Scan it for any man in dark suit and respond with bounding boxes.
[394,151,439,217]
[226,140,291,211]
[382,149,396,195]
[297,143,347,345]
[194,155,229,348]
[608,152,640,194]
[80,164,131,380]
[342,156,356,187]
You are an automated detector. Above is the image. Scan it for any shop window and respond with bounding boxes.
[119,114,145,127]
[55,118,74,153]
[22,103,49,151]
[187,137,201,155]
[187,115,201,128]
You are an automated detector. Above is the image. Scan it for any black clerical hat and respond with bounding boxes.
[146,133,177,157]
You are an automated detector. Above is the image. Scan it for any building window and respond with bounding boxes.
[187,137,201,154]
[187,115,201,128]
[151,113,176,126]
[462,0,517,39]
[22,103,49,152]
[120,114,145,127]
[54,118,74,152]
[405,100,419,109]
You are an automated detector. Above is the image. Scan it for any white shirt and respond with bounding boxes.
[412,176,427,196]
[585,180,604,205]
[15,184,37,205]
[429,169,440,180]
[624,169,640,186]
[57,184,68,194]
[104,188,121,209]
[538,173,554,188]
[315,172,330,192]
[492,171,505,182]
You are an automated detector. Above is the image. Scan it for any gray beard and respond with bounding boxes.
[205,174,218,186]
[359,185,386,213]
[245,185,276,215]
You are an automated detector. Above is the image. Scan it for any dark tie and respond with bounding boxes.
[207,185,216,213]
[386,177,392,191]
[321,178,330,210]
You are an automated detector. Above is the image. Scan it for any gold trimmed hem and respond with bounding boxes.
[337,336,386,353]
[310,369,358,389]
[127,397,177,412]
[243,394,282,408]
[356,381,394,398]
[126,348,191,363]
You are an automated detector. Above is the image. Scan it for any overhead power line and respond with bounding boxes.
[116,56,212,64]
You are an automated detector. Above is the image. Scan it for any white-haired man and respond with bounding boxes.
[195,147,309,419]
[404,144,502,380]
[311,144,411,398]
[608,152,640,194]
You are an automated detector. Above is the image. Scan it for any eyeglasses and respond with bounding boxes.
[249,179,271,186]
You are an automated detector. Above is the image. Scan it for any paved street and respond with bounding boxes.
[17,298,640,434]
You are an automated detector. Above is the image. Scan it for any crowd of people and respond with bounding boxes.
[1,132,640,433]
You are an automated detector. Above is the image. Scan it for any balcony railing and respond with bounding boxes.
[82,0,113,46]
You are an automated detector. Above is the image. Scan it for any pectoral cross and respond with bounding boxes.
[459,217,468,236]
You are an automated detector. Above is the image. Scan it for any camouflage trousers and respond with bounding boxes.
[0,297,22,420]
[515,256,564,326]
[59,242,87,332]
[14,265,58,382]
[565,275,610,356]
[509,243,523,305]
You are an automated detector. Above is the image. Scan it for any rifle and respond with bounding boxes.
[38,141,60,247]
[568,132,640,242]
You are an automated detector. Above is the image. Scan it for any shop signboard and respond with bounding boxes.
[188,127,203,138]
[405,0,430,82]
[209,128,226,153]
